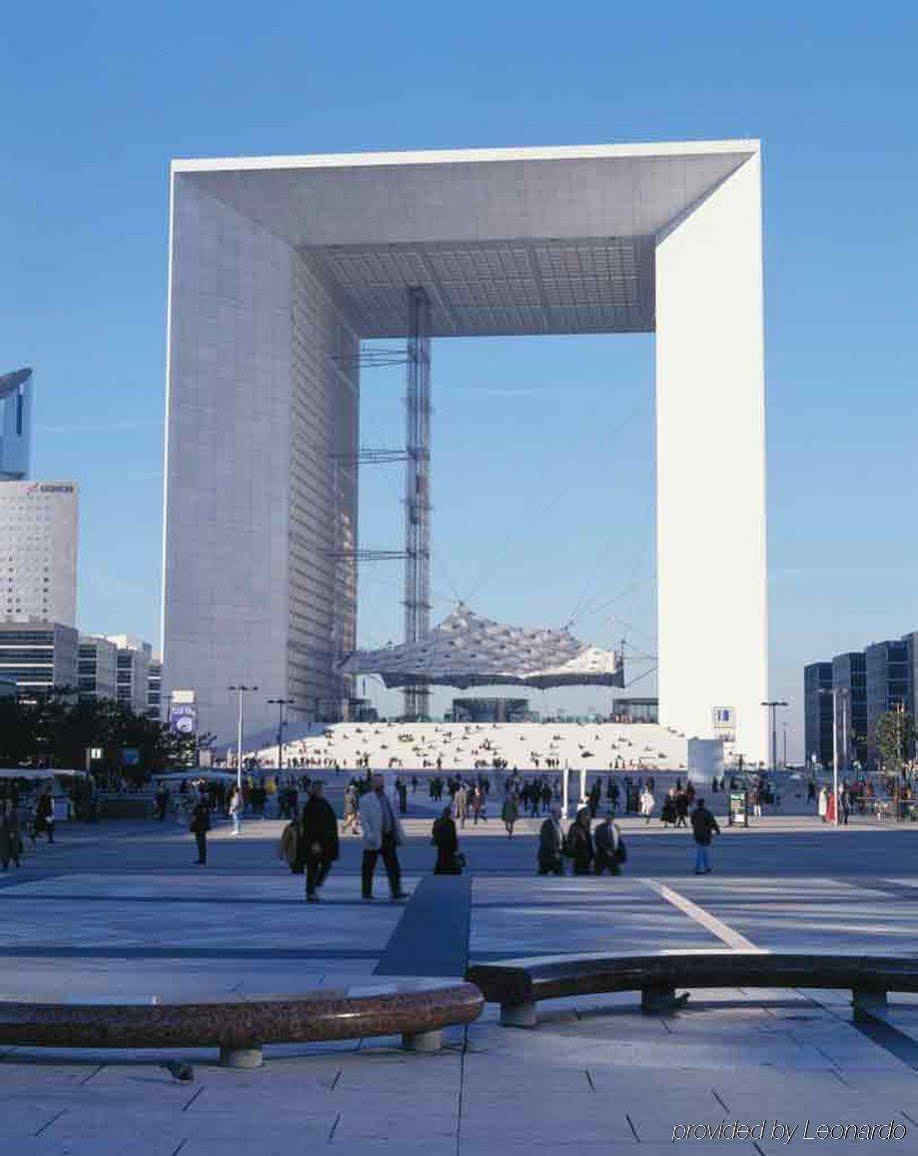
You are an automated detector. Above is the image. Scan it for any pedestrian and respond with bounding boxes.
[752,784,763,819]
[280,815,303,874]
[302,782,339,902]
[565,806,594,875]
[690,797,720,874]
[537,802,565,875]
[228,785,243,835]
[501,790,519,838]
[817,786,828,821]
[639,784,655,825]
[190,793,211,865]
[358,773,407,901]
[0,801,23,869]
[342,783,360,835]
[432,806,463,874]
[661,789,677,828]
[674,789,689,828]
[594,811,626,875]
[37,788,55,843]
[454,781,469,829]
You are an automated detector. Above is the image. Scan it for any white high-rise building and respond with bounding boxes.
[106,634,152,716]
[0,481,78,626]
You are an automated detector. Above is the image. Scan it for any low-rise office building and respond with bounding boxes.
[0,620,78,697]
[78,634,118,701]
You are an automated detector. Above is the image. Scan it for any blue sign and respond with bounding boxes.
[169,703,198,736]
[122,747,140,767]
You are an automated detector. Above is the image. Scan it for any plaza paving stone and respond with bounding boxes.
[0,816,916,1153]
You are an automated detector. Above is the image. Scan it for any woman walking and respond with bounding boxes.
[639,784,655,825]
[228,786,243,835]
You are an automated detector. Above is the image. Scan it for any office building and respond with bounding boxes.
[803,662,834,768]
[0,481,78,626]
[830,651,868,769]
[147,658,163,721]
[0,368,32,480]
[77,634,118,701]
[163,141,768,755]
[865,639,910,764]
[0,621,78,696]
[106,635,152,716]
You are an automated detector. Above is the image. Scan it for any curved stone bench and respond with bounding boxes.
[467,952,918,1027]
[0,979,484,1068]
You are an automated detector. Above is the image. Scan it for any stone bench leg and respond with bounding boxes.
[500,1001,537,1028]
[219,1045,263,1069]
[851,987,888,1016]
[641,984,689,1014]
[401,1029,443,1052]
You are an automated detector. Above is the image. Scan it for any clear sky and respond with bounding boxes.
[2,2,916,756]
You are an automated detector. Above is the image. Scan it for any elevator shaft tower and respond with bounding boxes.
[403,286,432,720]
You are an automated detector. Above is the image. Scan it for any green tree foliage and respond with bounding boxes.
[874,708,914,777]
[0,693,189,773]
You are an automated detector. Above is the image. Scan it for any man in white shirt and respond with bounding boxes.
[358,773,407,901]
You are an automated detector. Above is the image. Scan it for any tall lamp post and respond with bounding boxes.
[228,685,258,795]
[817,686,848,828]
[267,697,296,771]
[760,701,789,775]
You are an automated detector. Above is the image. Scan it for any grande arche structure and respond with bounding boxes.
[162,140,768,762]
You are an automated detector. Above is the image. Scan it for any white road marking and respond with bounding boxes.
[643,879,765,952]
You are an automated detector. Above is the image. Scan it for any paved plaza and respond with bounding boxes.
[2,815,917,1154]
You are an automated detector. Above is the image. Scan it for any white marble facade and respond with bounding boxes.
[163,143,768,757]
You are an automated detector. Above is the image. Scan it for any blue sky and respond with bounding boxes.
[2,2,916,755]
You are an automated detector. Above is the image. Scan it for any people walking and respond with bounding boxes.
[432,806,462,874]
[228,786,243,835]
[301,781,339,902]
[190,793,211,865]
[690,797,720,874]
[37,788,55,843]
[358,773,407,901]
[280,814,303,874]
[565,806,594,875]
[674,788,689,828]
[501,789,519,838]
[639,784,655,825]
[594,811,626,875]
[454,781,469,829]
[342,783,360,835]
[0,801,23,869]
[537,803,565,875]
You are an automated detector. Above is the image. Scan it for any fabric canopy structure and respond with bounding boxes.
[338,605,624,690]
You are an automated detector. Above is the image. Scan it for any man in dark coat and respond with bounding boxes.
[432,806,462,874]
[690,797,720,874]
[537,803,565,875]
[190,794,211,865]
[301,781,340,902]
[594,812,626,875]
[565,807,594,875]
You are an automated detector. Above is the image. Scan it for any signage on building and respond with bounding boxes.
[121,747,140,766]
[712,706,736,740]
[169,702,198,736]
[712,707,735,729]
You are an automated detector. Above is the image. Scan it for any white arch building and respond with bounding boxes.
[162,140,768,760]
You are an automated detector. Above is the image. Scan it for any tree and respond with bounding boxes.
[0,694,187,774]
[874,707,914,780]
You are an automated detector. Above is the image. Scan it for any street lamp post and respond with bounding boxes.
[760,701,789,776]
[228,685,258,796]
[267,698,296,771]
[817,686,846,828]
